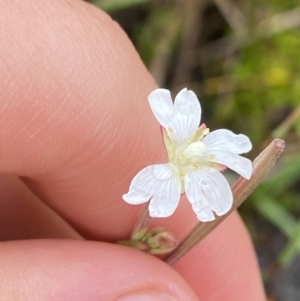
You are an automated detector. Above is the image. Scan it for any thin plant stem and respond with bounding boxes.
[272,105,300,139]
[131,205,152,240]
[164,139,285,265]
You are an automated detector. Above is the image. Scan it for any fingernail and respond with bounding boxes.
[117,291,179,301]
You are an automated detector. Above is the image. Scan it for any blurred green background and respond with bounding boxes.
[89,0,300,299]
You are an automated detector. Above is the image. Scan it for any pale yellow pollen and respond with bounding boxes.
[193,127,210,142]
[163,127,212,173]
[203,128,210,136]
[167,127,175,134]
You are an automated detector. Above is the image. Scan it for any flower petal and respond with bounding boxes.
[197,207,216,222]
[208,151,252,179]
[204,129,252,154]
[122,164,181,218]
[173,88,202,140]
[148,88,201,144]
[204,129,252,179]
[184,173,214,222]
[184,170,233,221]
[148,89,174,128]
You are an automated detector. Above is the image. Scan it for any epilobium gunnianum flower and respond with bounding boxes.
[123,88,252,221]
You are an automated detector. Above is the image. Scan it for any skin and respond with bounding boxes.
[0,0,266,300]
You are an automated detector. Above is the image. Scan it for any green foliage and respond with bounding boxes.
[91,0,152,12]
[248,154,300,267]
[212,31,300,146]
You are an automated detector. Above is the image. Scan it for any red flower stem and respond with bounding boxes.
[164,139,285,265]
[131,205,152,240]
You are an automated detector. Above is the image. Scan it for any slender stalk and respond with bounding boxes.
[272,105,300,138]
[131,205,152,240]
[164,139,285,265]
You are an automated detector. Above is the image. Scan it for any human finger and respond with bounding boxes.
[171,212,266,301]
[0,239,199,301]
[0,175,81,240]
[0,0,159,240]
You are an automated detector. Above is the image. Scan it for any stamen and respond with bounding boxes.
[208,154,215,160]
[203,128,210,136]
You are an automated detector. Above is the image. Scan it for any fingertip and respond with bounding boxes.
[0,240,199,301]
[173,212,266,301]
[0,175,81,240]
[0,0,162,239]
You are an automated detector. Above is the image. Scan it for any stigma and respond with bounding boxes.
[182,141,207,158]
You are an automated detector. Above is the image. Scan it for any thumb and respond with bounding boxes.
[0,240,199,301]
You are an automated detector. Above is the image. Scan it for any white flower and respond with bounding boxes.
[123,88,252,222]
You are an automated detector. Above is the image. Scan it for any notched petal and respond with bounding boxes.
[148,165,181,218]
[231,156,252,180]
[204,129,253,179]
[208,151,253,179]
[196,207,215,222]
[174,88,201,118]
[204,129,252,154]
[148,88,201,144]
[172,88,201,143]
[123,164,182,218]
[184,170,233,221]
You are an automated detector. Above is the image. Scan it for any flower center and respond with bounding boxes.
[163,125,217,182]
[182,141,206,159]
[177,141,207,166]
